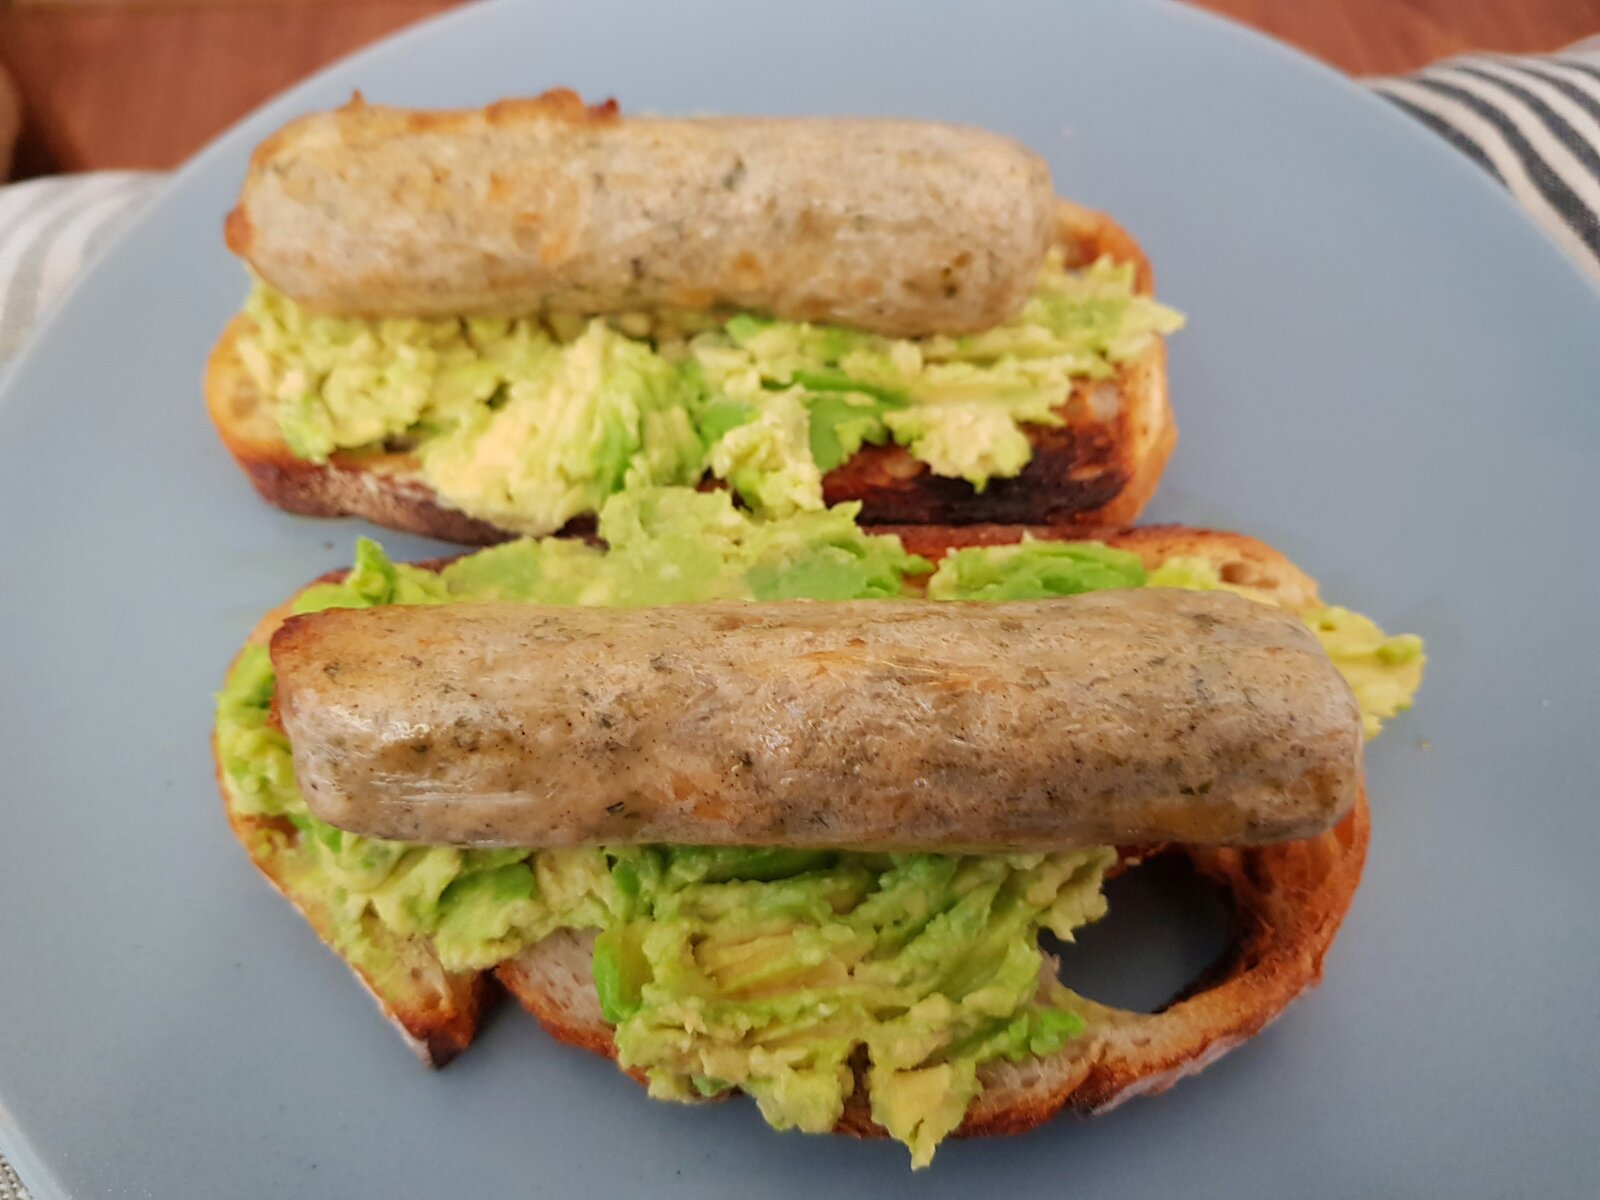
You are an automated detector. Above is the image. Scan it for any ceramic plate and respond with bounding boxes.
[1,1,1596,1195]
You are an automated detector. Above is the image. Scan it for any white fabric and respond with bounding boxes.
[0,172,162,364]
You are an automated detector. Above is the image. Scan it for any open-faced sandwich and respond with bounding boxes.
[215,490,1422,1167]
[208,90,1183,541]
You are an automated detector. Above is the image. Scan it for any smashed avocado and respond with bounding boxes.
[595,844,1112,1166]
[215,493,1423,1166]
[237,250,1184,533]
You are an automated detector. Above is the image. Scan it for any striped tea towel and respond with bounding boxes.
[1369,41,1600,279]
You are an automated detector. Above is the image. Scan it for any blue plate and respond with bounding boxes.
[1,2,1596,1196]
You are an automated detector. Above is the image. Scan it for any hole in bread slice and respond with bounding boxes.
[1045,854,1232,1014]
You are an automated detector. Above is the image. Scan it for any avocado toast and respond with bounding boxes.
[215,489,1422,1166]
[208,93,1182,543]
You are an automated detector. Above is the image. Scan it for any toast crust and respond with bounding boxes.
[205,200,1172,543]
[215,524,1364,1142]
[890,523,1324,611]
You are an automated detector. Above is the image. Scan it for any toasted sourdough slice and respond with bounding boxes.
[493,525,1366,1139]
[217,520,1364,1133]
[205,199,1172,543]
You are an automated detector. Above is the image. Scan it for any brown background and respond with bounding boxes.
[1,0,1598,178]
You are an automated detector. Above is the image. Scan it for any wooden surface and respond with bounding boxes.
[1194,0,1599,74]
[0,54,17,179]
[0,0,456,176]
[0,0,1597,177]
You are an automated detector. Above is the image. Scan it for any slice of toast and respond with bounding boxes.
[205,200,1173,543]
[215,524,1363,1136]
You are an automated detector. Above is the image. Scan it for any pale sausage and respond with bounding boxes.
[226,90,1056,336]
[270,589,1363,851]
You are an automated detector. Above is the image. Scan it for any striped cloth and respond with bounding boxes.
[1,41,1599,1200]
[0,171,163,366]
[1370,41,1600,279]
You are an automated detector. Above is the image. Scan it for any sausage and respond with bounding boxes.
[225,89,1056,337]
[269,589,1363,851]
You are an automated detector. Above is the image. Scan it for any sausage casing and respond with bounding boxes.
[270,589,1363,851]
[226,90,1056,337]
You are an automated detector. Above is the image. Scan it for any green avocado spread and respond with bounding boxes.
[216,493,1423,1166]
[236,251,1185,534]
